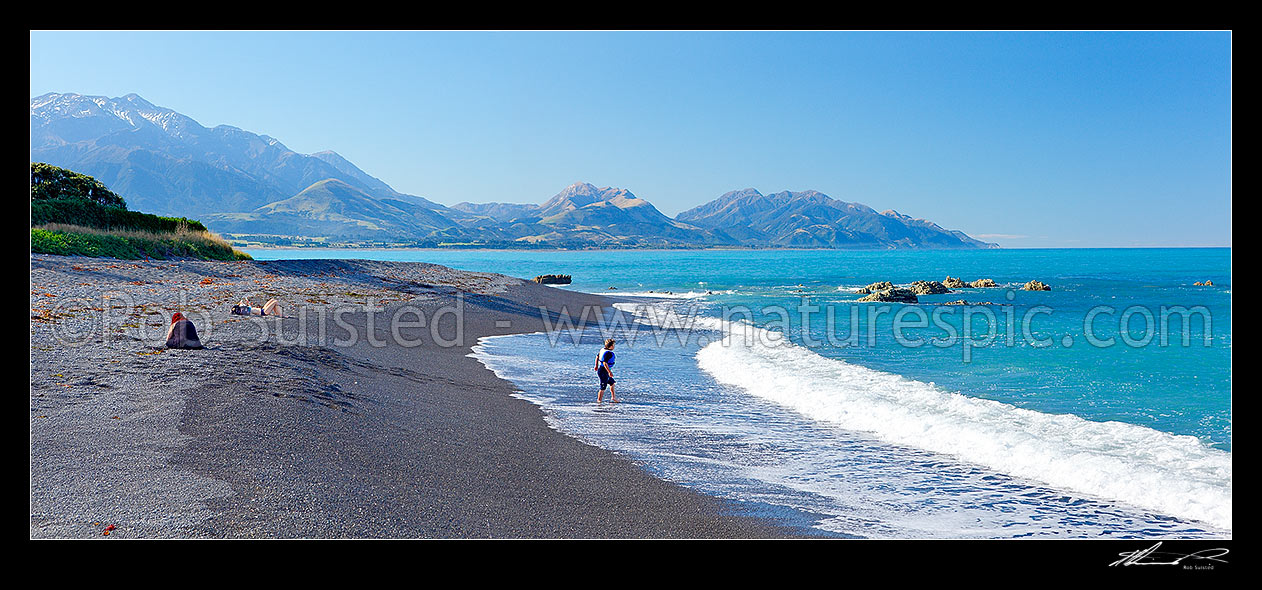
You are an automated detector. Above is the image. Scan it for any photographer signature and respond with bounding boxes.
[1109,542,1229,567]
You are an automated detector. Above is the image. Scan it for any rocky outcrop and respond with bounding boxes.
[1022,280,1051,291]
[857,277,995,297]
[944,276,997,289]
[939,300,995,306]
[856,288,919,303]
[1193,280,1214,286]
[534,274,572,285]
[855,281,894,294]
[908,280,952,295]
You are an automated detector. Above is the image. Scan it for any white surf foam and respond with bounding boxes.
[686,318,1232,530]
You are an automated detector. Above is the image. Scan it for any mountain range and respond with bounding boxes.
[31,92,997,249]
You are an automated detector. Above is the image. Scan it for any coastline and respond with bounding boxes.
[30,254,798,538]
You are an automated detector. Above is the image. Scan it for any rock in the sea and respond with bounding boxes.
[1206,280,1214,286]
[856,288,919,303]
[855,281,894,294]
[1022,280,1051,291]
[908,280,952,295]
[607,286,618,290]
[939,300,994,306]
[533,274,572,285]
[944,276,996,288]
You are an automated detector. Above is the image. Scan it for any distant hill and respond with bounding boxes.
[203,178,466,240]
[530,183,734,245]
[32,92,997,249]
[678,188,997,249]
[450,201,541,223]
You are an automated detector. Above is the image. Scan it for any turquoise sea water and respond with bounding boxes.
[247,247,1232,537]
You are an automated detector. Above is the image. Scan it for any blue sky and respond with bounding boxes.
[30,31,1231,247]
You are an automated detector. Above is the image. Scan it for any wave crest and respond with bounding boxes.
[694,319,1232,530]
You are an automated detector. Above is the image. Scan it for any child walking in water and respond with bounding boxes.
[595,338,619,403]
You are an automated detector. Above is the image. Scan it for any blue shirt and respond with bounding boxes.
[597,349,615,369]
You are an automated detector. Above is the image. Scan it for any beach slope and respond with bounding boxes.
[30,254,793,538]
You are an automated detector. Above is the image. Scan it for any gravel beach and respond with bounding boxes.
[29,254,797,538]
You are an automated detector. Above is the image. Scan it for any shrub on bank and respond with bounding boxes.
[30,163,248,261]
[32,226,252,261]
[31,198,207,233]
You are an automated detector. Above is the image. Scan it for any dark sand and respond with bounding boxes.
[30,254,799,538]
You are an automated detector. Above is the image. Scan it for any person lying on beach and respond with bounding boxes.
[165,312,204,349]
[232,298,283,317]
[595,338,619,403]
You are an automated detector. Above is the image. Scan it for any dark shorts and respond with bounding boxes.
[598,367,615,389]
